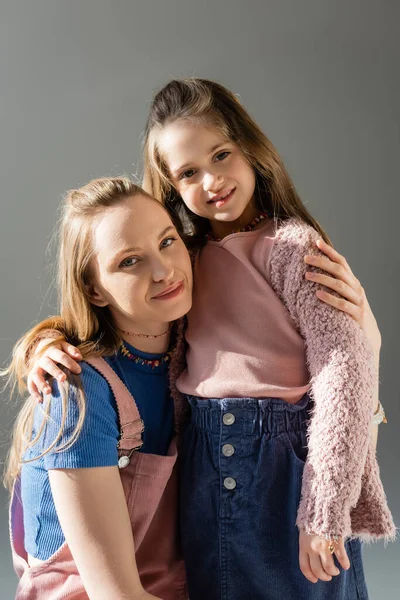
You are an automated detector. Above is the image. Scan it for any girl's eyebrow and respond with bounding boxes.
[172,142,229,176]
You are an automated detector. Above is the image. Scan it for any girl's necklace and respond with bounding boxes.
[120,340,172,369]
[206,212,269,242]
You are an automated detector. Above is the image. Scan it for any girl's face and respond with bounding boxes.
[159,120,257,231]
[88,194,192,335]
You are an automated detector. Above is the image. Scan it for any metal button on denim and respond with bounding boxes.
[222,412,235,425]
[223,477,237,490]
[222,444,235,457]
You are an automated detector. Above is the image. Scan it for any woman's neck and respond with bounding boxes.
[121,333,171,354]
[118,322,172,354]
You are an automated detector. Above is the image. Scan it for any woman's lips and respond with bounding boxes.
[152,281,185,300]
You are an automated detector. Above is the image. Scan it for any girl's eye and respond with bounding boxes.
[180,169,196,180]
[215,151,230,162]
[119,256,139,268]
[160,236,177,249]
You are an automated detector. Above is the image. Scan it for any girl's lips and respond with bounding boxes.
[152,281,185,301]
[208,188,236,208]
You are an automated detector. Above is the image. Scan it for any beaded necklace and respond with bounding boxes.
[206,212,269,242]
[120,340,172,369]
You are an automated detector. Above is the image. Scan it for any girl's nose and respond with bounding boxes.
[203,171,223,193]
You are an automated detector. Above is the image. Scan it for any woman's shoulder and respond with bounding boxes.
[47,360,115,405]
[44,360,118,427]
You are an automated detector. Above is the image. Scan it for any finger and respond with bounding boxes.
[315,239,350,270]
[299,551,318,584]
[27,377,43,403]
[38,357,68,383]
[42,347,82,374]
[320,549,340,577]
[335,540,351,571]
[27,373,37,397]
[309,552,332,582]
[31,371,52,396]
[315,290,360,319]
[305,272,360,305]
[304,255,356,288]
[60,341,82,360]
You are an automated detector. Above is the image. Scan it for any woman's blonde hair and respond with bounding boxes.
[3,177,148,491]
[143,77,331,246]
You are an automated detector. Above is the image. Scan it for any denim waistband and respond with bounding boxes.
[184,394,311,436]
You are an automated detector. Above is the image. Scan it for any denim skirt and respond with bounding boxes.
[179,395,368,600]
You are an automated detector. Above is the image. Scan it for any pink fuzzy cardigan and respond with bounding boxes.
[170,218,396,542]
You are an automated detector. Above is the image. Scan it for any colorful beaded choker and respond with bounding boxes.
[120,340,172,369]
[206,212,269,242]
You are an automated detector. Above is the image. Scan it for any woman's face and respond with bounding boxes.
[88,194,192,335]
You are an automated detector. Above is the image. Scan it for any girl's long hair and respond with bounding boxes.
[2,177,147,492]
[143,78,330,247]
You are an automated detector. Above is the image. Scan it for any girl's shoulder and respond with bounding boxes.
[267,218,320,298]
[272,217,320,250]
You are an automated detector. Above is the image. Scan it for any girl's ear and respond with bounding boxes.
[85,283,108,308]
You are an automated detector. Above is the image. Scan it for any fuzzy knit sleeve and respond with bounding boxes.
[269,219,379,539]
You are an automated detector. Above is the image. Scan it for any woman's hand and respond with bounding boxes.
[28,338,82,401]
[298,529,350,584]
[304,239,381,360]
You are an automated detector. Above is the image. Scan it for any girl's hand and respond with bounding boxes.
[304,239,381,359]
[299,529,350,584]
[27,339,82,401]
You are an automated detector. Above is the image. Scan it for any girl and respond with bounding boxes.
[4,177,193,599]
[24,79,395,600]
[142,78,395,599]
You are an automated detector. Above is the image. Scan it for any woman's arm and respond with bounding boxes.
[50,466,159,600]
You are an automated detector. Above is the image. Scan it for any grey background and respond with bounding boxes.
[0,0,398,597]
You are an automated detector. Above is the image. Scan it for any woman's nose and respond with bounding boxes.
[151,256,174,283]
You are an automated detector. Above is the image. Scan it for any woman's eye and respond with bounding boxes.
[215,151,230,162]
[160,236,177,249]
[180,169,196,180]
[119,256,139,268]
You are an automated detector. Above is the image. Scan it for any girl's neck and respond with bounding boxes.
[210,198,260,240]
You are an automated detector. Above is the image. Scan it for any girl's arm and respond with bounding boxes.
[49,466,159,600]
[270,221,395,580]
[303,238,381,449]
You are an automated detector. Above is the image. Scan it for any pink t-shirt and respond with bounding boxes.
[172,217,394,542]
[177,219,310,403]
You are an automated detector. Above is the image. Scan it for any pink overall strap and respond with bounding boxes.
[85,356,144,451]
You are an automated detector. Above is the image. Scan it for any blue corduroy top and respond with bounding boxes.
[20,341,174,560]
